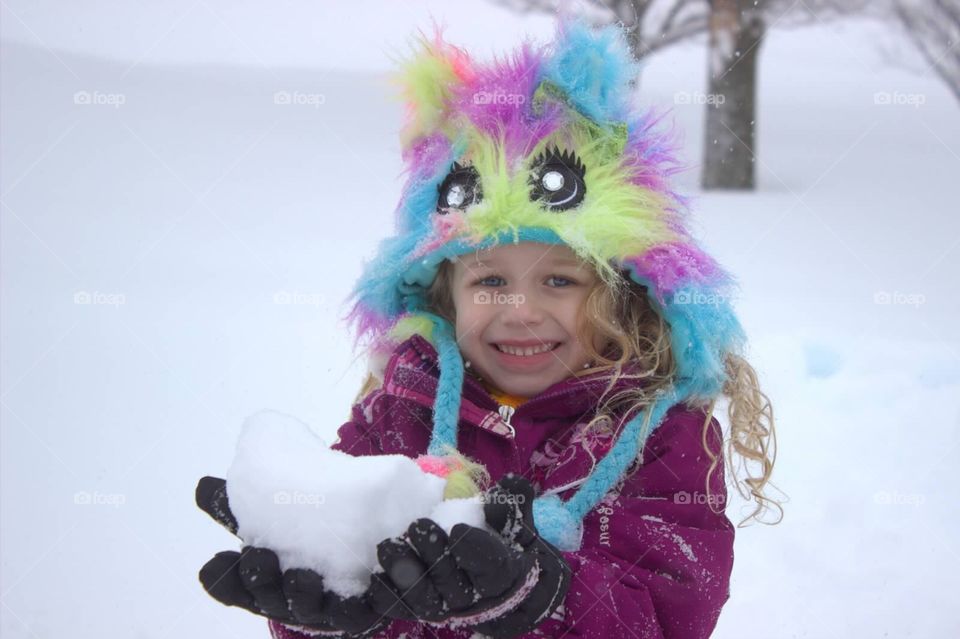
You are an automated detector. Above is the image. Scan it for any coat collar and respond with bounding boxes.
[381,333,647,440]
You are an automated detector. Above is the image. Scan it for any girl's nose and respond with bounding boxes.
[501,292,545,326]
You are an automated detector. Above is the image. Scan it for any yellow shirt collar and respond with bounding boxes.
[481,379,528,408]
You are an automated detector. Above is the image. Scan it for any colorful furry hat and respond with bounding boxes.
[345,18,746,551]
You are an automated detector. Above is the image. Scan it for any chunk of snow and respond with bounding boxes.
[225,409,485,596]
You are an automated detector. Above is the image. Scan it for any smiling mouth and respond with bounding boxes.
[491,342,561,357]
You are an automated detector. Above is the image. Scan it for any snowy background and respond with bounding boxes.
[2,1,959,637]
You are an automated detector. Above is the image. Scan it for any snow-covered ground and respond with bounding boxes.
[2,3,958,638]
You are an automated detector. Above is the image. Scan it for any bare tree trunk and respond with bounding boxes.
[702,0,766,190]
[895,0,960,104]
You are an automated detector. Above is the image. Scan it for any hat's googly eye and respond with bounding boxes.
[436,162,482,215]
[528,147,586,212]
[445,184,468,208]
[542,170,565,192]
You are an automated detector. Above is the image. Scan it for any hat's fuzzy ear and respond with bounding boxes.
[539,18,641,124]
[394,27,476,150]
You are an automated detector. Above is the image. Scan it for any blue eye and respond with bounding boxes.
[473,275,575,287]
[547,276,575,287]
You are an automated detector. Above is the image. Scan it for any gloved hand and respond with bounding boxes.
[368,474,571,639]
[195,476,388,638]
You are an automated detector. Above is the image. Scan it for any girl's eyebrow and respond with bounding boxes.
[464,258,582,268]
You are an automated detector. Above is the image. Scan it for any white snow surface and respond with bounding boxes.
[2,6,959,639]
[225,410,484,597]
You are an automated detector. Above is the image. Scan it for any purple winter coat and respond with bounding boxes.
[270,333,734,638]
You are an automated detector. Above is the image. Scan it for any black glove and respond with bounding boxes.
[195,476,388,638]
[368,474,571,639]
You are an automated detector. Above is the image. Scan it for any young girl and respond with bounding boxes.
[197,17,778,639]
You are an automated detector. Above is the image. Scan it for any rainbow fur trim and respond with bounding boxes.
[342,18,747,550]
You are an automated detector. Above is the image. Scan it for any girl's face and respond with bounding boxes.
[450,242,601,398]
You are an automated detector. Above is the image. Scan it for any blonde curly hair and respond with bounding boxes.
[422,258,782,527]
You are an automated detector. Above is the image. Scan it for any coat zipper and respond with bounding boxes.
[462,374,608,441]
[498,404,516,438]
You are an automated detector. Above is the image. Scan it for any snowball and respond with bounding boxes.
[225,409,486,597]
[429,495,487,532]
